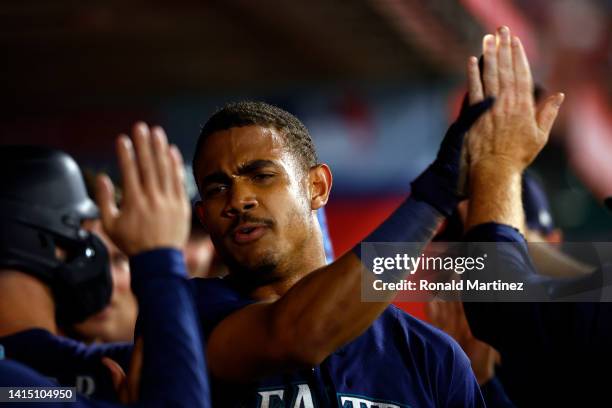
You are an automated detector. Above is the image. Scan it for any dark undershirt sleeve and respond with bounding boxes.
[462,223,605,355]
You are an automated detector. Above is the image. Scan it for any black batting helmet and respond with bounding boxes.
[0,146,112,324]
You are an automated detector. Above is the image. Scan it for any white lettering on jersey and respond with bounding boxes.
[339,395,401,408]
[76,375,95,397]
[291,384,315,408]
[258,389,284,408]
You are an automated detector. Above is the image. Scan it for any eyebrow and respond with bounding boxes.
[200,160,279,187]
[237,159,278,175]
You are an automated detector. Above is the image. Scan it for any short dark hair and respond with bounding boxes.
[192,101,318,185]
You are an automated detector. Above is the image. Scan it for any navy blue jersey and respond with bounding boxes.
[463,223,612,406]
[192,277,484,408]
[0,249,210,407]
[0,329,129,400]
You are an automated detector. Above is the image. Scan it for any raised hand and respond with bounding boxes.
[96,122,191,256]
[466,26,564,173]
[410,93,493,217]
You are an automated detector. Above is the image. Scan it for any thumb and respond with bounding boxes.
[101,357,126,392]
[127,337,144,403]
[455,97,495,133]
[537,92,565,136]
[96,174,118,234]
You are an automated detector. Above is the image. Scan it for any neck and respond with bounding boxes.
[0,269,58,337]
[237,222,327,302]
[248,257,325,301]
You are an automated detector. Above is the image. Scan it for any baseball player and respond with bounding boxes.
[187,89,493,406]
[459,26,612,406]
[0,128,210,406]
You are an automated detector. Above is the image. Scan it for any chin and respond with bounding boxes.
[242,254,279,274]
[226,251,280,281]
[225,240,275,266]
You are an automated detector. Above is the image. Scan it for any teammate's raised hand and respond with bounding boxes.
[466,26,564,173]
[410,92,493,217]
[96,122,191,256]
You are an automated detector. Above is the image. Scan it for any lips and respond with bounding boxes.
[232,224,268,244]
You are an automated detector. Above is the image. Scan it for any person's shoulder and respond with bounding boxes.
[190,277,250,304]
[0,328,62,354]
[382,306,482,404]
[190,277,257,338]
[1,328,129,361]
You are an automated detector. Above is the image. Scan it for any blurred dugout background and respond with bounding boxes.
[1,1,611,319]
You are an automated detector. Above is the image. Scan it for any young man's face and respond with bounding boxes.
[73,219,137,343]
[195,125,315,280]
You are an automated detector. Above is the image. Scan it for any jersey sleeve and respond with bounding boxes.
[462,223,607,355]
[129,248,210,408]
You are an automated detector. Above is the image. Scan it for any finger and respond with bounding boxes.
[425,301,439,324]
[457,301,467,322]
[496,26,514,96]
[482,34,499,97]
[467,56,484,104]
[151,126,170,192]
[117,135,142,201]
[437,302,451,330]
[536,92,565,136]
[131,121,158,194]
[493,349,501,365]
[512,36,533,99]
[440,302,457,336]
[169,145,186,198]
[127,337,144,403]
[454,302,471,339]
[101,357,126,393]
[96,174,119,233]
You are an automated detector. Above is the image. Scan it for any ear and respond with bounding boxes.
[194,201,210,233]
[308,164,332,210]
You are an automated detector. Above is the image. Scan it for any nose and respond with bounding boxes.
[222,180,258,218]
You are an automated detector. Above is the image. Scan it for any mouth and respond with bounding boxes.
[232,223,269,245]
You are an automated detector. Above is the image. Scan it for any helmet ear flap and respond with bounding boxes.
[53,233,112,325]
[38,232,53,253]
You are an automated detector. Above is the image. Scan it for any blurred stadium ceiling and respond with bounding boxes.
[1,0,486,109]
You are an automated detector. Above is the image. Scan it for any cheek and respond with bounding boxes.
[201,203,227,234]
[270,192,311,233]
[111,265,131,292]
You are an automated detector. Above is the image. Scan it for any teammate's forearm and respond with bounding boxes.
[130,249,210,407]
[466,161,524,233]
[529,243,595,278]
